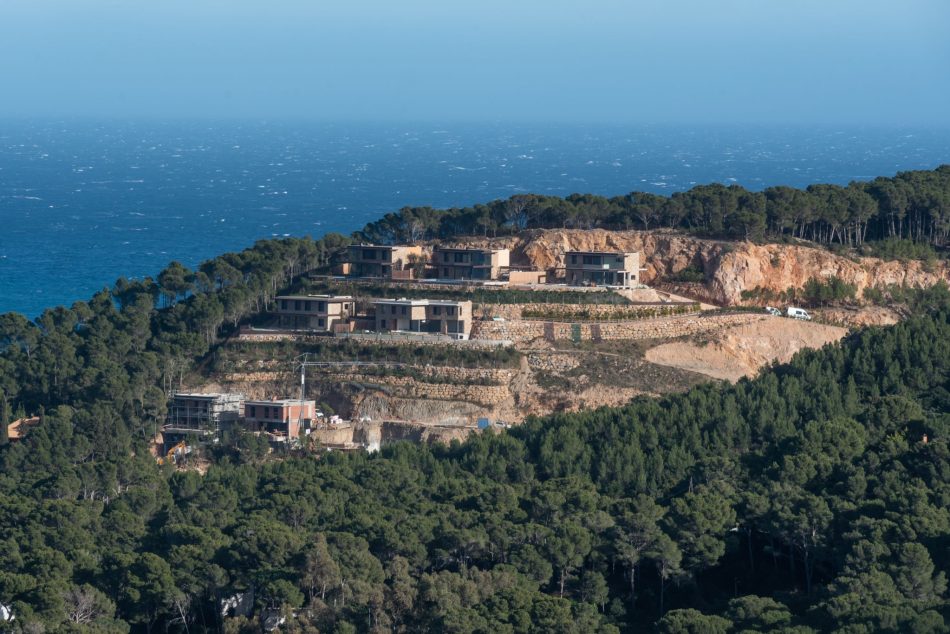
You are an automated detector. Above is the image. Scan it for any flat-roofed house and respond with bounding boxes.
[244,399,316,442]
[164,392,244,447]
[347,244,424,280]
[275,294,355,331]
[433,247,510,281]
[563,251,640,287]
[372,298,473,339]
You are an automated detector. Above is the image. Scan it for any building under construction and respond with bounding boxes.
[243,399,317,442]
[163,392,244,448]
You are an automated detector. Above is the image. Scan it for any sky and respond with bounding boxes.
[1,0,948,125]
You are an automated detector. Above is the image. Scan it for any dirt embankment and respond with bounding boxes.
[452,229,950,306]
[645,318,849,382]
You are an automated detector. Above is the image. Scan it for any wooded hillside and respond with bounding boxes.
[2,283,948,632]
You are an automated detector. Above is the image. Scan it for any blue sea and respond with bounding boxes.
[1,120,949,317]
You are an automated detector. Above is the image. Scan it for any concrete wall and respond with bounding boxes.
[508,270,547,284]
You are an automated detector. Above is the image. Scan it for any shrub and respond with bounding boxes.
[861,238,942,262]
[668,265,705,283]
[801,276,857,307]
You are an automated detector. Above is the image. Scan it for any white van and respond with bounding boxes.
[786,306,812,321]
[765,306,782,317]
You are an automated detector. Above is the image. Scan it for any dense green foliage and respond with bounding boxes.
[2,172,950,632]
[356,166,950,248]
[862,238,943,262]
[801,277,859,307]
[0,234,350,422]
[741,275,858,308]
[2,265,949,631]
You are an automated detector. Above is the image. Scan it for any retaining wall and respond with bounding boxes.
[478,302,696,321]
[471,313,767,343]
[340,373,510,406]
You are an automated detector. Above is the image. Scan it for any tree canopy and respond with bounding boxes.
[1,259,949,630]
[356,166,950,250]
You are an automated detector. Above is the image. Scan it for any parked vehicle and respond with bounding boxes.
[786,306,812,320]
[765,306,782,316]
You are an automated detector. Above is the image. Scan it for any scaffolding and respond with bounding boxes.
[164,392,244,436]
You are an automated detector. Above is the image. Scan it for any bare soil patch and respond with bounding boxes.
[645,318,848,382]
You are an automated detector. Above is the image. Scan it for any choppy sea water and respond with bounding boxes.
[1,120,948,317]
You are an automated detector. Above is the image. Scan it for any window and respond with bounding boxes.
[454,252,465,263]
[295,300,302,310]
[249,406,256,418]
[447,307,455,316]
[401,306,407,315]
[304,301,312,311]
[443,252,450,263]
[432,306,441,315]
[443,268,450,277]
[280,300,288,310]
[362,249,377,260]
[570,255,577,264]
[317,301,326,312]
[318,318,325,328]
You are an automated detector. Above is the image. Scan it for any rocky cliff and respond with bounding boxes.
[455,229,950,306]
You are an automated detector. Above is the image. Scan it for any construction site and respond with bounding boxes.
[140,234,874,460]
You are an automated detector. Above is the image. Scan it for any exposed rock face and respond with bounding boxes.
[707,242,949,307]
[457,229,950,306]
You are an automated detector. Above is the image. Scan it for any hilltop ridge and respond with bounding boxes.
[435,228,950,308]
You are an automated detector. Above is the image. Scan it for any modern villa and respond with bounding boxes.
[346,244,424,280]
[563,250,641,287]
[275,294,356,332]
[432,246,510,281]
[371,298,473,339]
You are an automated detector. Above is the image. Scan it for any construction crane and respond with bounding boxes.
[295,353,322,434]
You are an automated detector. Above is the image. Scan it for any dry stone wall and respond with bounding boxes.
[324,365,513,385]
[472,312,767,343]
[478,302,695,321]
[237,329,511,349]
[527,353,581,372]
[341,373,510,406]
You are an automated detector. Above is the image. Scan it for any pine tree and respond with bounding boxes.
[0,389,10,445]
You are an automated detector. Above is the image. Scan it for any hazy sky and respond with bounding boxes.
[2,0,948,124]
